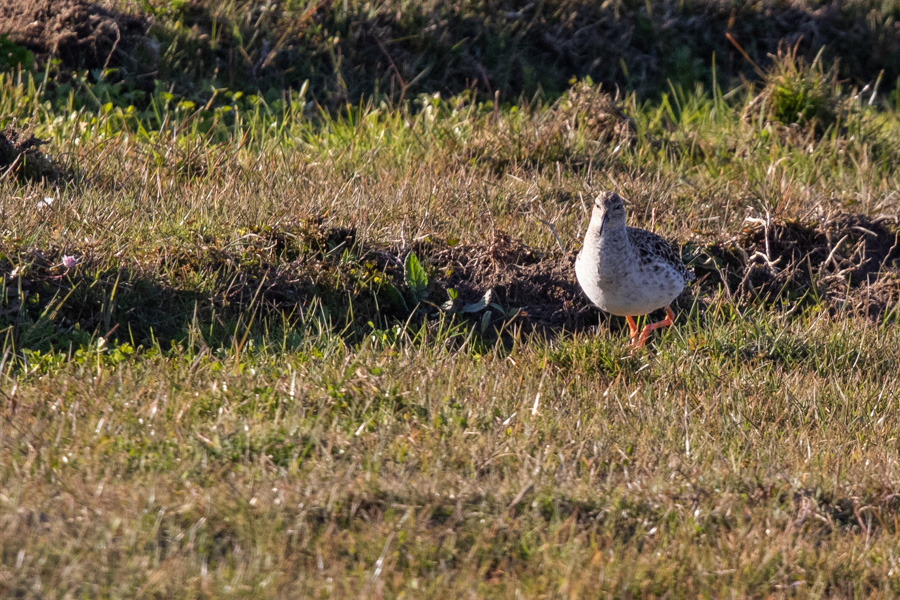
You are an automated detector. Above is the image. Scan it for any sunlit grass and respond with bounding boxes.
[2,37,900,598]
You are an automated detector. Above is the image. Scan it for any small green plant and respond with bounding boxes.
[760,44,839,134]
[0,35,33,71]
[404,251,429,305]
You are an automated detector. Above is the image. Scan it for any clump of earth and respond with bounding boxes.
[0,0,156,78]
[0,125,67,182]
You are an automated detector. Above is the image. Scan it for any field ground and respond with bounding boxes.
[3,1,900,598]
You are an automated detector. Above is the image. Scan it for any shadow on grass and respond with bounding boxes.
[296,481,900,553]
[141,0,900,103]
[0,221,597,357]
[3,211,899,356]
[0,227,387,354]
[4,0,900,107]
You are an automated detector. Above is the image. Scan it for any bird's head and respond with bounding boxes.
[591,191,627,235]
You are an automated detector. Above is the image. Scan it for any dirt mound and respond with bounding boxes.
[417,212,900,333]
[0,0,154,75]
[0,125,68,182]
[698,213,900,317]
[129,214,900,338]
[421,232,595,334]
[7,213,899,352]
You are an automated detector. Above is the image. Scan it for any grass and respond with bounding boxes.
[121,0,900,104]
[3,3,900,597]
[6,307,900,597]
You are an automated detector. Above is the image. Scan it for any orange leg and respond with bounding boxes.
[632,306,675,349]
[625,315,640,346]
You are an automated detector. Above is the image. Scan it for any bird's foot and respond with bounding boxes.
[627,307,675,352]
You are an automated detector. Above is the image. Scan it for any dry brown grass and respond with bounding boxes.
[2,8,900,594]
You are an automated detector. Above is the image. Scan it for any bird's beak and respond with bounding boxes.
[598,211,609,236]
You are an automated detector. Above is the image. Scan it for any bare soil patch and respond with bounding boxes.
[698,213,900,318]
[421,232,595,333]
[0,0,154,76]
[417,212,900,332]
[0,125,68,182]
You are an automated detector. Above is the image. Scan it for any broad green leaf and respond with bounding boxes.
[383,283,408,312]
[462,289,493,314]
[404,252,429,303]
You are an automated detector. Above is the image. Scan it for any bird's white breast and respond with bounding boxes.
[576,251,684,317]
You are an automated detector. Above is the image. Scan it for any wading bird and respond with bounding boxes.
[575,191,694,349]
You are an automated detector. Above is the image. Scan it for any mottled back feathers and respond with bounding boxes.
[626,226,695,283]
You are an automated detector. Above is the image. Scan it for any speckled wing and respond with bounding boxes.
[626,227,695,282]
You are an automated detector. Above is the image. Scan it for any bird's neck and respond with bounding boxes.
[585,220,629,249]
[584,221,634,278]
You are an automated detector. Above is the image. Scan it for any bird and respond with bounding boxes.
[575,191,694,349]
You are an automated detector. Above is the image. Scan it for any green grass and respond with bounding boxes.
[6,305,900,597]
[3,4,900,597]
[122,0,900,105]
